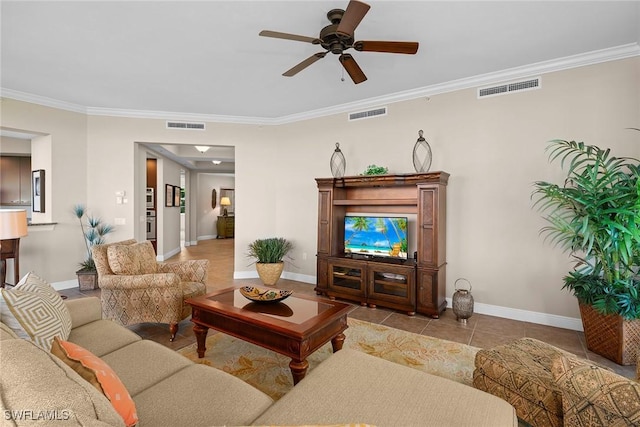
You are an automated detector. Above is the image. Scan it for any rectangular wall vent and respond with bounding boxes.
[478,77,541,99]
[166,121,206,130]
[348,107,387,121]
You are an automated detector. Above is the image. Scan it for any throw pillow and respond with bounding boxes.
[51,337,138,427]
[0,271,72,351]
[551,354,640,426]
[107,241,158,275]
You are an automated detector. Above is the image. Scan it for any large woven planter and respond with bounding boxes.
[256,262,284,286]
[579,303,640,365]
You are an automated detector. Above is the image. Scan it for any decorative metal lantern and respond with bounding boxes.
[452,278,474,323]
[412,130,432,173]
[330,142,346,178]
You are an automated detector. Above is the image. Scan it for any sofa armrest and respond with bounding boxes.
[98,273,181,290]
[158,259,209,283]
[65,297,102,329]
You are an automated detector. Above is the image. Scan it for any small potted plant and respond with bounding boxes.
[247,237,293,286]
[361,164,388,175]
[74,204,114,290]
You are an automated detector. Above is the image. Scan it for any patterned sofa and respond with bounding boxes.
[92,239,207,340]
[473,337,640,427]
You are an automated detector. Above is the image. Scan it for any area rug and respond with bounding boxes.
[177,318,479,400]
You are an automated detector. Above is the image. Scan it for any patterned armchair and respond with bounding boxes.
[92,239,208,341]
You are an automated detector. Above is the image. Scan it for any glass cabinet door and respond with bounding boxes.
[367,264,415,306]
[328,260,366,301]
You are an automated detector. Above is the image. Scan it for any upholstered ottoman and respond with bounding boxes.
[473,338,567,427]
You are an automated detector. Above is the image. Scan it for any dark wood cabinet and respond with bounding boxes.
[367,262,417,315]
[217,216,234,238]
[315,172,448,317]
[0,156,31,206]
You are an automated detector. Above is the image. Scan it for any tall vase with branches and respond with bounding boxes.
[73,204,114,271]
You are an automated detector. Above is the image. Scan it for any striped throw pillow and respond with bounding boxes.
[0,272,72,351]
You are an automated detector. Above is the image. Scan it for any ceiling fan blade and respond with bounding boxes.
[339,54,367,84]
[283,52,327,77]
[259,30,320,44]
[354,41,419,54]
[336,0,370,36]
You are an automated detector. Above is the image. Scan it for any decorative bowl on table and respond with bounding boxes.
[239,286,293,303]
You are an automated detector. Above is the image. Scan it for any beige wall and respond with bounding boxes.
[1,101,88,284]
[1,57,638,325]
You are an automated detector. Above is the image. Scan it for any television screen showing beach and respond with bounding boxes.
[344,216,408,259]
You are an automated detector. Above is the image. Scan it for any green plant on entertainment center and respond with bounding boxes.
[73,204,114,291]
[247,237,294,286]
[361,164,388,175]
[532,137,640,365]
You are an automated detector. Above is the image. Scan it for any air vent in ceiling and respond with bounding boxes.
[478,77,541,99]
[166,121,206,130]
[348,107,387,121]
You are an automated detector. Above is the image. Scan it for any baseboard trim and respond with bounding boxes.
[158,246,181,262]
[445,298,583,332]
[52,280,80,291]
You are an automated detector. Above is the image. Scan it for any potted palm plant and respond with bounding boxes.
[74,204,114,290]
[532,139,640,364]
[247,237,294,286]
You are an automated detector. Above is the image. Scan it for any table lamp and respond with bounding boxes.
[220,197,231,216]
[0,209,28,287]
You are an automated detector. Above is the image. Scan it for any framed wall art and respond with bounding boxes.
[32,169,45,212]
[165,184,173,207]
[173,185,181,207]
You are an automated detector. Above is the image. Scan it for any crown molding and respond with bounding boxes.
[2,43,638,126]
[1,88,87,114]
[85,107,274,126]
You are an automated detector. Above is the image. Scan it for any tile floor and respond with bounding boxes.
[60,238,636,379]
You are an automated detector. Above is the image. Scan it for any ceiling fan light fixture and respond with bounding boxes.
[258,0,417,84]
[195,146,210,153]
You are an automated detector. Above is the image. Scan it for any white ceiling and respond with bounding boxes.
[1,1,639,170]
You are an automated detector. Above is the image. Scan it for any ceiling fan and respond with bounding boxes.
[259,0,419,84]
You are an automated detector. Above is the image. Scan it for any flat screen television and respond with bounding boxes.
[344,215,408,260]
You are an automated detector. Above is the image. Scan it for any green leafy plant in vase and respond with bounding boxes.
[247,237,294,286]
[532,138,640,363]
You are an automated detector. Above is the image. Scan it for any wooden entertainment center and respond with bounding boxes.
[315,172,449,317]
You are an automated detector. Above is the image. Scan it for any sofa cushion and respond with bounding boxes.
[0,338,125,427]
[107,241,158,275]
[0,271,72,351]
[551,354,640,426]
[254,349,517,427]
[100,340,192,396]
[68,319,141,357]
[51,337,138,427]
[132,364,273,427]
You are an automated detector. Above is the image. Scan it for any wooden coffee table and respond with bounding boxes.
[186,286,352,384]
